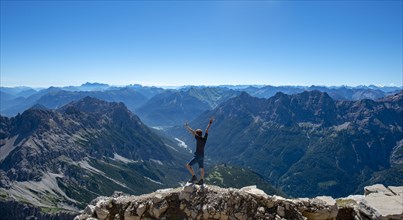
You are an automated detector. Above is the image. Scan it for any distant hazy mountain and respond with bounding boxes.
[36,87,149,112]
[126,84,165,99]
[0,85,164,117]
[0,91,15,110]
[234,85,400,101]
[0,97,190,214]
[0,86,38,97]
[0,87,62,116]
[361,85,403,93]
[136,87,239,127]
[62,82,111,91]
[170,90,403,198]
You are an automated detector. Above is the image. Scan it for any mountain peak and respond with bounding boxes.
[46,86,62,93]
[81,82,109,87]
[222,91,260,110]
[60,96,127,115]
[29,103,49,111]
[238,91,252,98]
[272,91,288,99]
[12,106,56,136]
[81,96,105,104]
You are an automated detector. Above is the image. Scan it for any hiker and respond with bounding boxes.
[184,117,214,185]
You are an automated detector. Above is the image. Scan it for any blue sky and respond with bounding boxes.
[1,1,402,87]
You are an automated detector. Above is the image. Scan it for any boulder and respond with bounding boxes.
[337,185,403,220]
[94,206,109,220]
[359,185,403,220]
[136,203,146,217]
[300,196,338,220]
[152,200,168,218]
[364,184,394,196]
[83,205,95,216]
[240,185,269,198]
[277,205,285,217]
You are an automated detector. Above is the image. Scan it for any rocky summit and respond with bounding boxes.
[75,184,402,220]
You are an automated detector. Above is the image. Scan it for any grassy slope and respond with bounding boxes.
[205,164,285,197]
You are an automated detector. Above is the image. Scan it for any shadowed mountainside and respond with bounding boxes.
[170,90,403,197]
[0,97,191,214]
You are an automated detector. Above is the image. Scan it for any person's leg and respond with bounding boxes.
[197,157,205,185]
[186,156,198,183]
[200,168,205,179]
[199,157,204,179]
[185,163,195,176]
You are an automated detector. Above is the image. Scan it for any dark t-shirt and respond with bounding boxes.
[195,133,208,157]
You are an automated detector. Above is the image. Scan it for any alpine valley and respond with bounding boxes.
[170,90,403,198]
[0,84,402,219]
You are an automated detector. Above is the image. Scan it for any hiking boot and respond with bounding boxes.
[196,179,204,185]
[188,175,197,183]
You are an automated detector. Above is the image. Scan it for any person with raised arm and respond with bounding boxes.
[184,117,214,185]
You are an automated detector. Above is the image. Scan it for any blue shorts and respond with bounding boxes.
[187,155,204,168]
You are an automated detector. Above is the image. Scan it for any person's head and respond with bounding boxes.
[196,129,203,136]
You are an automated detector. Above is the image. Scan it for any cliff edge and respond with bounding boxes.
[75,184,402,220]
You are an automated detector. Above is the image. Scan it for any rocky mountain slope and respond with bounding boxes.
[136,87,239,127]
[0,97,191,215]
[171,90,403,198]
[75,183,403,220]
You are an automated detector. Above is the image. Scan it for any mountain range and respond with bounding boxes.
[239,85,400,100]
[0,96,287,218]
[170,90,403,198]
[0,97,192,214]
[1,83,402,219]
[136,87,240,126]
[1,83,401,126]
[0,84,164,117]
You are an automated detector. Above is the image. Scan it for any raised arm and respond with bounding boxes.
[205,117,214,134]
[184,122,197,136]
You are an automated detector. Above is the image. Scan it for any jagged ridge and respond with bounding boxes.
[0,96,189,212]
[177,90,403,197]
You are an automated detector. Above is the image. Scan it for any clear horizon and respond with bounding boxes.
[0,81,402,89]
[1,81,402,90]
[1,1,402,88]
